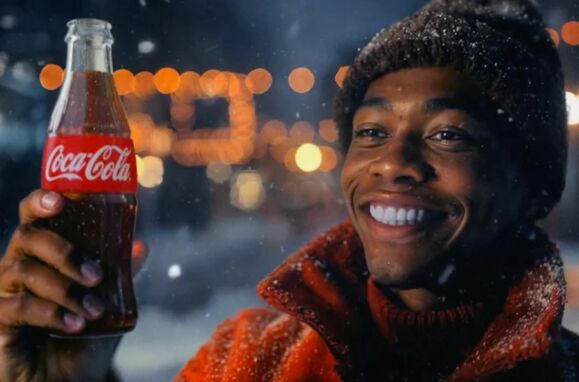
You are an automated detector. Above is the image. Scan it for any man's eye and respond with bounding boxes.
[428,129,471,143]
[354,127,387,139]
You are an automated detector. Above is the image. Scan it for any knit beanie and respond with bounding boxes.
[334,0,568,221]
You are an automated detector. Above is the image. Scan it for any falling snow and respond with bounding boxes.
[138,40,155,54]
[168,264,182,279]
[437,264,455,285]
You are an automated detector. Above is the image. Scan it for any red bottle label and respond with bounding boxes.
[41,135,137,193]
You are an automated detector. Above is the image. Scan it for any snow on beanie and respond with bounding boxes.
[334,0,568,221]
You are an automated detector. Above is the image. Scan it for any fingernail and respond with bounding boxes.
[81,260,103,284]
[83,294,104,318]
[40,192,61,210]
[63,312,85,331]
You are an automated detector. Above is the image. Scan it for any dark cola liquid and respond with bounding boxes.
[44,192,137,337]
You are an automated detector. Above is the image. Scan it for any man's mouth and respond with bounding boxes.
[359,200,453,244]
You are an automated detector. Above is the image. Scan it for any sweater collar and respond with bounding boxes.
[257,219,566,381]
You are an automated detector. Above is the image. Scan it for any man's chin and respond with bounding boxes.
[371,272,430,290]
[368,253,452,290]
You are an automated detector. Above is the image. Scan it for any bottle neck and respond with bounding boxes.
[65,38,113,73]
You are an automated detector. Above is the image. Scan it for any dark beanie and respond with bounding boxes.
[334,0,568,221]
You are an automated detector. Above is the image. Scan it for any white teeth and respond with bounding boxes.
[375,205,385,222]
[384,207,396,221]
[369,204,425,226]
[396,208,406,221]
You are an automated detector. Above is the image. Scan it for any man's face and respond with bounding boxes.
[340,67,529,288]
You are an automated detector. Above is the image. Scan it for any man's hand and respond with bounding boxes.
[0,189,121,382]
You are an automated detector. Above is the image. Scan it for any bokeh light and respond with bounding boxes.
[206,162,232,184]
[134,71,156,98]
[289,121,315,145]
[245,68,272,95]
[148,126,175,157]
[335,66,349,88]
[154,67,181,94]
[168,264,182,279]
[113,69,135,96]
[176,71,201,99]
[319,119,338,143]
[230,171,266,211]
[131,239,148,275]
[228,73,252,99]
[261,120,287,145]
[283,147,300,172]
[136,155,144,179]
[253,135,268,159]
[138,40,155,54]
[562,21,579,46]
[170,80,256,166]
[170,104,195,122]
[288,67,315,93]
[269,137,295,163]
[129,113,155,153]
[546,28,560,47]
[212,72,230,96]
[39,64,64,90]
[319,145,339,172]
[295,143,322,172]
[139,156,164,188]
[566,91,579,125]
[200,69,221,97]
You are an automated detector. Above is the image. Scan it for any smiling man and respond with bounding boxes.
[340,67,533,309]
[0,0,578,381]
[177,0,579,380]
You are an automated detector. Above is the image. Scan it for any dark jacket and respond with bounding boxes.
[174,220,579,381]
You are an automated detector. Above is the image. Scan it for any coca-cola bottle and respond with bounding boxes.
[40,19,138,337]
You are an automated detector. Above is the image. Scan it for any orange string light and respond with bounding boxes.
[319,119,338,143]
[289,121,315,145]
[261,120,287,145]
[39,64,64,90]
[134,71,156,98]
[245,68,273,95]
[269,137,295,163]
[213,72,230,96]
[284,147,300,172]
[154,67,181,94]
[200,69,220,97]
[113,69,135,96]
[176,71,201,99]
[546,28,560,47]
[170,104,195,122]
[253,135,268,159]
[288,67,315,93]
[334,66,349,88]
[319,145,339,172]
[562,21,579,46]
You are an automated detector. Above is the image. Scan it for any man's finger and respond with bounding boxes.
[8,228,102,288]
[18,190,63,225]
[0,258,102,320]
[0,292,85,334]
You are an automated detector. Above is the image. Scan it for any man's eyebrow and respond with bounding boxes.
[423,96,479,115]
[358,97,393,111]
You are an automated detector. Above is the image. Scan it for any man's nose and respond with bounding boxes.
[367,134,433,188]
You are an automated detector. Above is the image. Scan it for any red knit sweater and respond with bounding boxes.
[174,220,579,381]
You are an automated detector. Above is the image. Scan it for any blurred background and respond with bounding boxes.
[1,0,579,380]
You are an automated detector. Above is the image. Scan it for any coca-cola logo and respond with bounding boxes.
[45,144,132,182]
